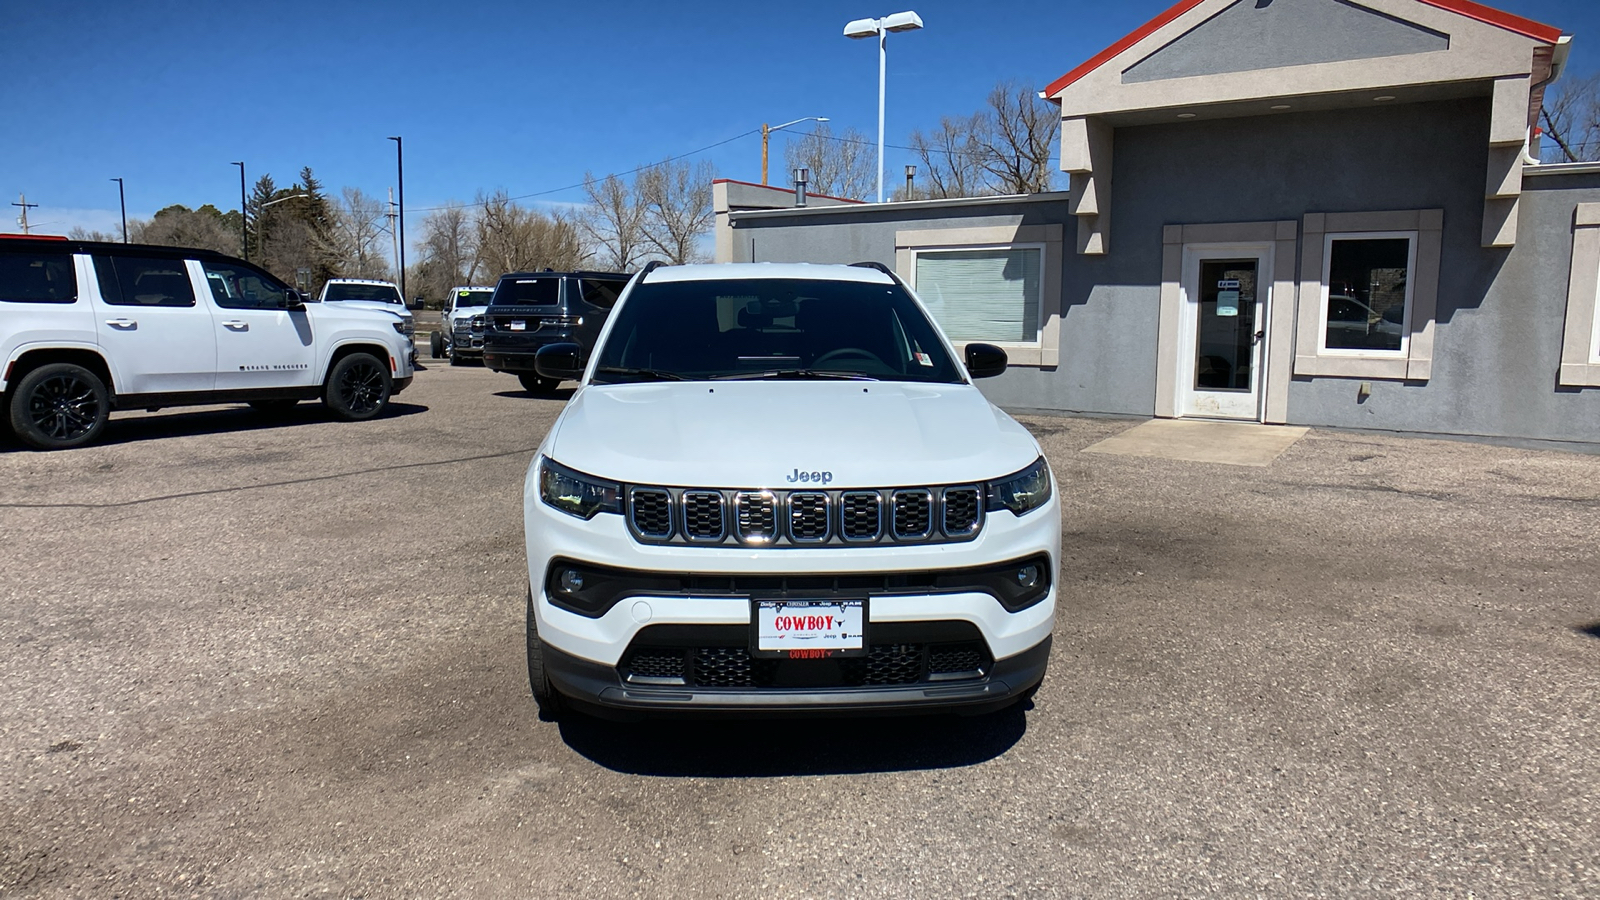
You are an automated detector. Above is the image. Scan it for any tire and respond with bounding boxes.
[429,332,444,359]
[526,588,564,721]
[323,352,392,421]
[8,363,110,451]
[518,372,559,394]
[248,399,299,414]
[449,350,463,367]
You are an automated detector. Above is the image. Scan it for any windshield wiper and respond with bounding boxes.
[593,365,685,382]
[711,369,879,382]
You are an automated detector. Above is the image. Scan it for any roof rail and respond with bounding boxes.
[849,260,894,276]
[638,260,666,282]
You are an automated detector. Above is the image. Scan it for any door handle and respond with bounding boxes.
[1252,330,1265,345]
[105,318,137,329]
[223,320,249,331]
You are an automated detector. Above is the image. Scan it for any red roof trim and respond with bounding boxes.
[1415,0,1560,43]
[712,178,866,205]
[1042,0,1560,99]
[1042,0,1206,97]
[0,233,66,240]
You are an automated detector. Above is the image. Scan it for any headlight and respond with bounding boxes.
[539,457,622,520]
[985,457,1052,516]
[392,321,407,335]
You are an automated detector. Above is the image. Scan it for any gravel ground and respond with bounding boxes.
[1,362,1597,898]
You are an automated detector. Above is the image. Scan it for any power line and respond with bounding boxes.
[407,128,761,213]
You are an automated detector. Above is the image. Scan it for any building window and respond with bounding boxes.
[1319,233,1416,356]
[912,247,1043,344]
[1559,202,1600,387]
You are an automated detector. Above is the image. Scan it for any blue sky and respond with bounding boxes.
[3,0,1597,238]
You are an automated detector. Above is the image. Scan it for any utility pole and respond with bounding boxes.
[386,136,405,302]
[387,187,400,281]
[12,194,38,234]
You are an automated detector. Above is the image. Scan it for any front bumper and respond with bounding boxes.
[546,632,1050,718]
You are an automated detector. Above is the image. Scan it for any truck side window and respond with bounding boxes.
[201,261,288,310]
[0,249,77,303]
[94,256,196,308]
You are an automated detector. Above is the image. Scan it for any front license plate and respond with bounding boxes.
[509,320,527,331]
[753,599,866,658]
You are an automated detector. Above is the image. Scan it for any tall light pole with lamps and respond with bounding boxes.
[110,178,127,242]
[843,10,923,203]
[230,161,248,260]
[387,136,406,304]
[761,116,829,185]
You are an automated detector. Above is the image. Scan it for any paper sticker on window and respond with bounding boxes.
[915,352,933,367]
[1216,290,1240,317]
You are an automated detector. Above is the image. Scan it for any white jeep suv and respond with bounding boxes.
[522,262,1059,718]
[1,236,415,450]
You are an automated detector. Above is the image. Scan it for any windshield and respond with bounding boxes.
[324,282,401,304]
[591,277,963,384]
[455,289,493,307]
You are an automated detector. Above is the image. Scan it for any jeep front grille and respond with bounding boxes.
[622,485,983,548]
[682,491,725,542]
[892,490,933,540]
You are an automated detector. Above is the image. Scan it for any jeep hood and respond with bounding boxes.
[545,382,1040,489]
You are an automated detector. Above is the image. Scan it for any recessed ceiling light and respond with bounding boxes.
[1271,104,1291,110]
[1374,95,1396,101]
[1177,113,1197,119]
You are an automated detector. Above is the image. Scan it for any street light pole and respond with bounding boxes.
[844,11,923,203]
[387,136,405,303]
[110,178,126,242]
[231,161,247,260]
[761,116,829,185]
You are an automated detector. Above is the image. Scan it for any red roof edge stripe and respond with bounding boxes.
[1415,0,1561,43]
[1042,0,1560,100]
[712,178,866,204]
[0,233,66,240]
[1042,0,1207,97]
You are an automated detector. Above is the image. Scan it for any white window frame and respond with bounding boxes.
[908,243,1047,351]
[894,223,1064,367]
[1316,230,1419,359]
[1558,202,1600,386]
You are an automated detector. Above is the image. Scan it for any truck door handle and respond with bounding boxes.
[105,318,137,329]
[223,320,249,331]
[1252,330,1265,345]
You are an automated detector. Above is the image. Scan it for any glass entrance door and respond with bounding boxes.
[1181,252,1267,419]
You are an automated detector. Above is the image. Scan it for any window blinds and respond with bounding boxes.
[914,248,1041,342]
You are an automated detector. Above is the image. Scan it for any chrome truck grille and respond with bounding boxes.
[623,484,984,548]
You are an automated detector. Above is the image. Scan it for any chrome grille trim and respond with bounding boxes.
[734,491,777,544]
[839,491,882,542]
[891,489,934,540]
[940,486,983,538]
[628,488,673,539]
[787,492,831,543]
[681,491,725,542]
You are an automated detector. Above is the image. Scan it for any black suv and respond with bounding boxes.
[482,271,630,393]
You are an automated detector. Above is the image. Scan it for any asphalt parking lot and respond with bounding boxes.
[3,362,1597,898]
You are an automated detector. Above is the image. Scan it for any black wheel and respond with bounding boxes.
[526,588,564,721]
[248,399,299,414]
[429,332,444,359]
[449,350,463,366]
[518,372,559,394]
[323,352,392,421]
[8,363,110,450]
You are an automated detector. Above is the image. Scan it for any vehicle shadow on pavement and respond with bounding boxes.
[1576,622,1600,639]
[0,402,430,453]
[492,389,577,401]
[557,704,1030,777]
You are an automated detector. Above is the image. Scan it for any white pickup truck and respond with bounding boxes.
[1,236,416,450]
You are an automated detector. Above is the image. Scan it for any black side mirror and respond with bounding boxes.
[283,290,306,310]
[535,342,584,381]
[408,297,427,311]
[965,343,1008,379]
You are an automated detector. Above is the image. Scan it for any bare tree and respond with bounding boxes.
[330,187,392,279]
[412,204,480,304]
[68,226,121,242]
[909,114,992,199]
[475,190,587,275]
[974,81,1059,194]
[783,124,876,200]
[129,205,238,254]
[639,159,714,265]
[1541,73,1600,163]
[581,173,650,271]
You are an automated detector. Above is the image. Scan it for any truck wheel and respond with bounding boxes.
[518,372,559,394]
[429,332,444,359]
[449,350,463,366]
[8,363,111,450]
[526,588,564,721]
[323,353,391,421]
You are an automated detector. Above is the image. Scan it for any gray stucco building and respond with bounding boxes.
[715,0,1600,445]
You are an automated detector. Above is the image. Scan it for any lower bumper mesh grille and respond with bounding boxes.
[621,639,991,689]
